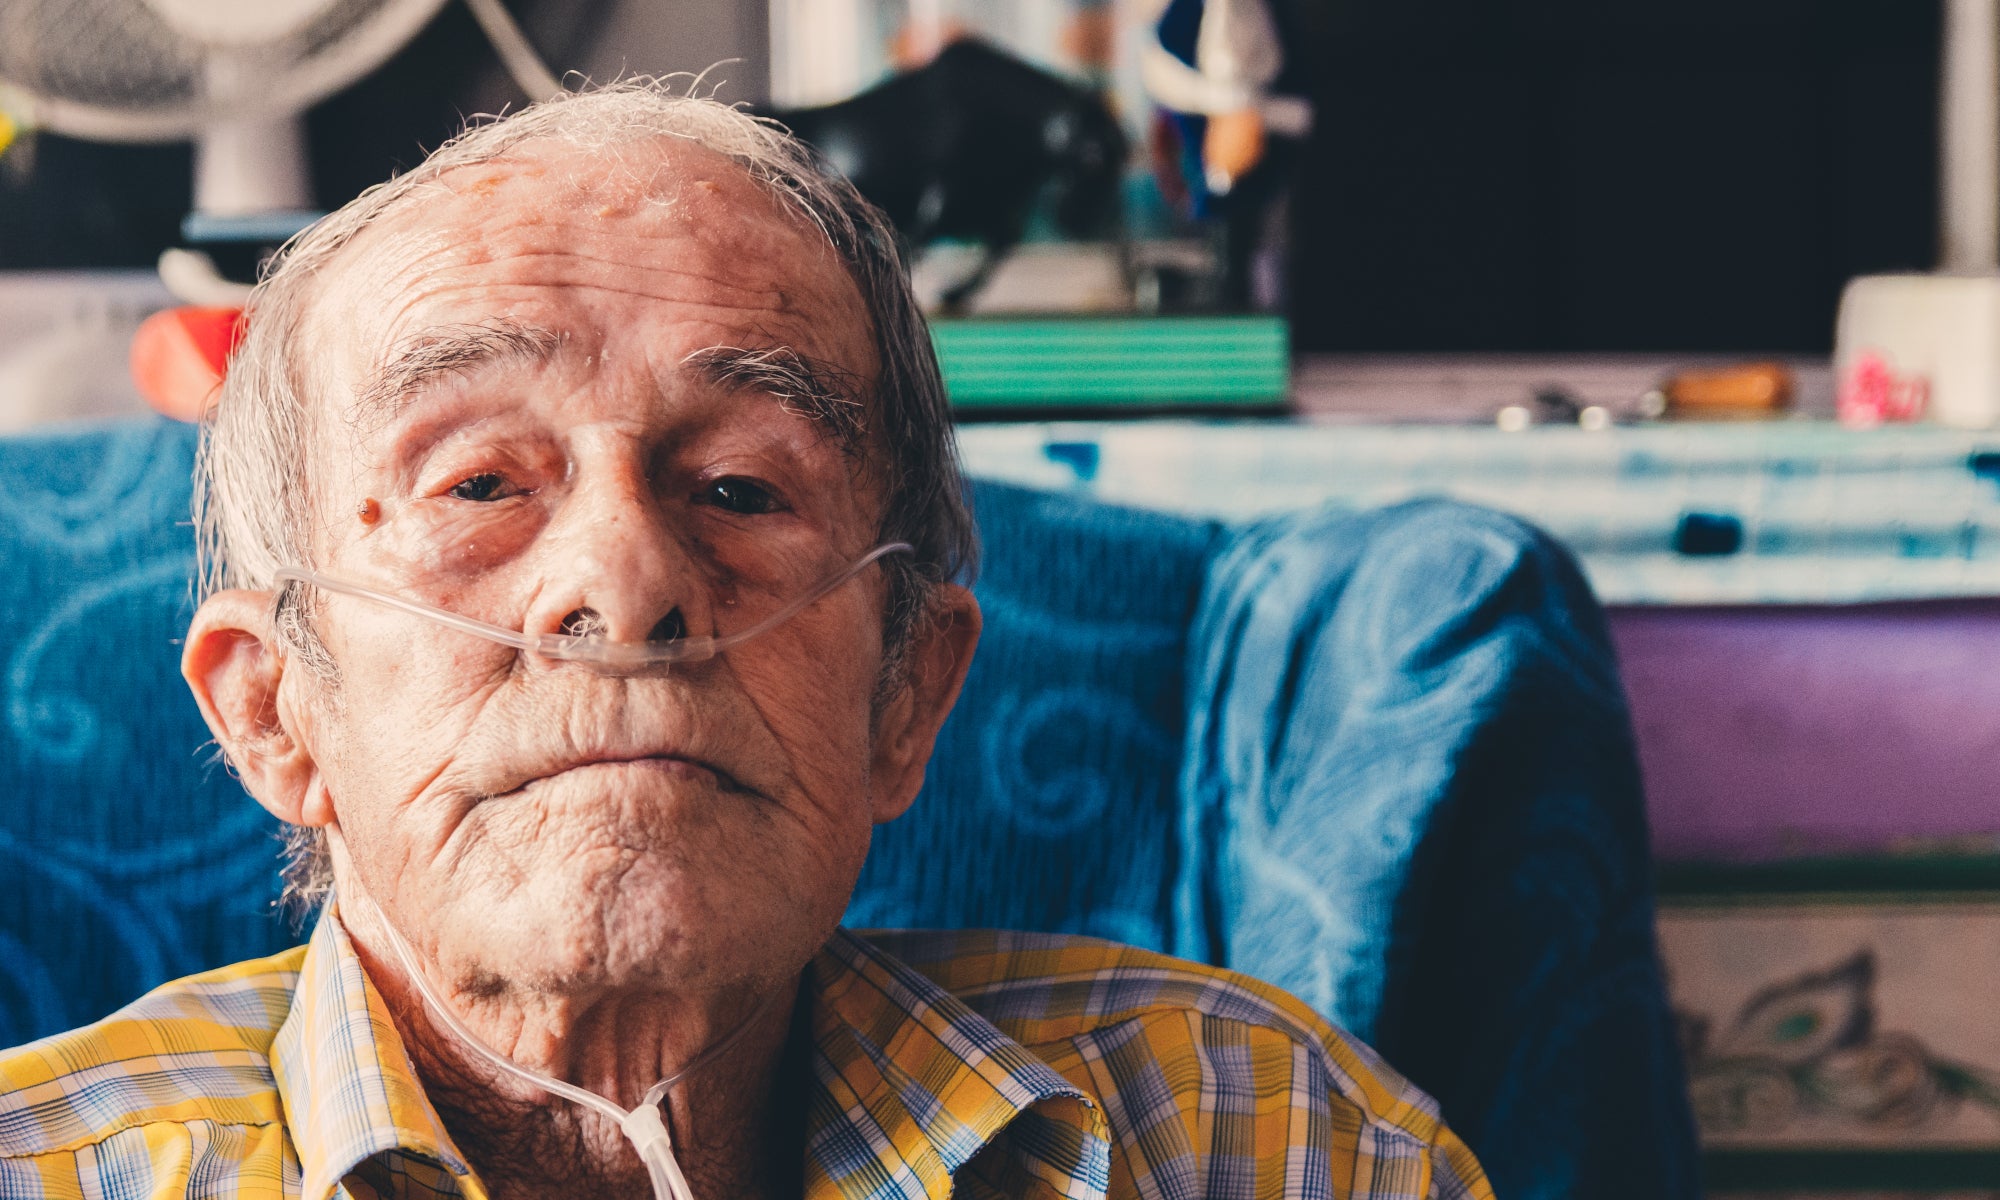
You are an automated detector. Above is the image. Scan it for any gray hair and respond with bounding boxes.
[194,81,978,909]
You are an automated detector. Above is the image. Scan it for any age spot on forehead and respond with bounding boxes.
[470,176,504,195]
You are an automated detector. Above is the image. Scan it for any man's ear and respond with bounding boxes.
[869,584,981,824]
[182,589,331,829]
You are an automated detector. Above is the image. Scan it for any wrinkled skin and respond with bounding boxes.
[182,139,980,1200]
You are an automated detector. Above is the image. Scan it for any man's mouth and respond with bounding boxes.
[499,751,754,798]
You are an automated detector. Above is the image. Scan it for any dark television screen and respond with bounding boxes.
[1282,0,1942,354]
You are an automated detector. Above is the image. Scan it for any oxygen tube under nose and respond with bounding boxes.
[363,895,769,1200]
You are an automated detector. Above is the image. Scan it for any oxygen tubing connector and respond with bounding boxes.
[363,894,769,1200]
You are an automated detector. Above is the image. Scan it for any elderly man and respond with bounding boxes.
[0,87,1489,1200]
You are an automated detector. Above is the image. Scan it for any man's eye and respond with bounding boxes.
[703,477,782,515]
[447,473,516,502]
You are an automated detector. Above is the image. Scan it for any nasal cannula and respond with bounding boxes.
[311,542,893,1198]
[273,541,913,670]
[369,894,771,1200]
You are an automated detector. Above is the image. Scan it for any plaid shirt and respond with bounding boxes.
[0,911,1490,1199]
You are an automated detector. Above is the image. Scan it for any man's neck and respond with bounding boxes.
[412,1004,807,1200]
[343,913,809,1200]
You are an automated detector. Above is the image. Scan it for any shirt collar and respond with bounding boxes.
[808,930,1110,1200]
[271,905,476,1200]
[270,912,1107,1200]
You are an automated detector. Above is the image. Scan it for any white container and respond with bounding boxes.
[1833,272,2000,428]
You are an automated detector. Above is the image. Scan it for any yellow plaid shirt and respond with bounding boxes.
[0,910,1490,1199]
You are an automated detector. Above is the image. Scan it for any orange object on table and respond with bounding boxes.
[1660,361,1794,416]
[129,306,246,422]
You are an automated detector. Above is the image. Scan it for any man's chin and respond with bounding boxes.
[445,870,750,995]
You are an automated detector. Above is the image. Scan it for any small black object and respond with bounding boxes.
[767,40,1128,312]
[1968,450,2000,481]
[1531,386,1583,422]
[1672,512,1744,557]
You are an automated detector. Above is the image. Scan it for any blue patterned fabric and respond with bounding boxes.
[0,420,290,1050]
[0,419,1694,1199]
[848,481,1222,949]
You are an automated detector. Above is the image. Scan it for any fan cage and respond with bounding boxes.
[0,0,451,140]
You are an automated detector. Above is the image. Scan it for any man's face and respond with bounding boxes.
[284,140,902,1003]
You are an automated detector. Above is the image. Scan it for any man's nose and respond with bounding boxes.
[518,469,707,648]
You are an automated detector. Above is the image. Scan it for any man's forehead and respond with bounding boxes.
[308,136,871,387]
[422,137,791,228]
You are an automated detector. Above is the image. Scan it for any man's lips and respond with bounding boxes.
[498,751,753,798]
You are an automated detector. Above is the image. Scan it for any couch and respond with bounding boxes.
[0,418,1698,1199]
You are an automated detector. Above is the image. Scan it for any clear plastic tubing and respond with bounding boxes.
[315,543,906,1193]
[273,542,913,670]
[368,895,770,1200]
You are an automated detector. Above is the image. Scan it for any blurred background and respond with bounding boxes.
[0,0,1950,350]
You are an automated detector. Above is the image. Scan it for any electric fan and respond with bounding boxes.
[0,0,564,300]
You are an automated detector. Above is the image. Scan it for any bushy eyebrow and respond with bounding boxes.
[682,344,866,455]
[353,320,565,426]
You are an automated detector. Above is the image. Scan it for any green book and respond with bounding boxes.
[930,316,1289,411]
